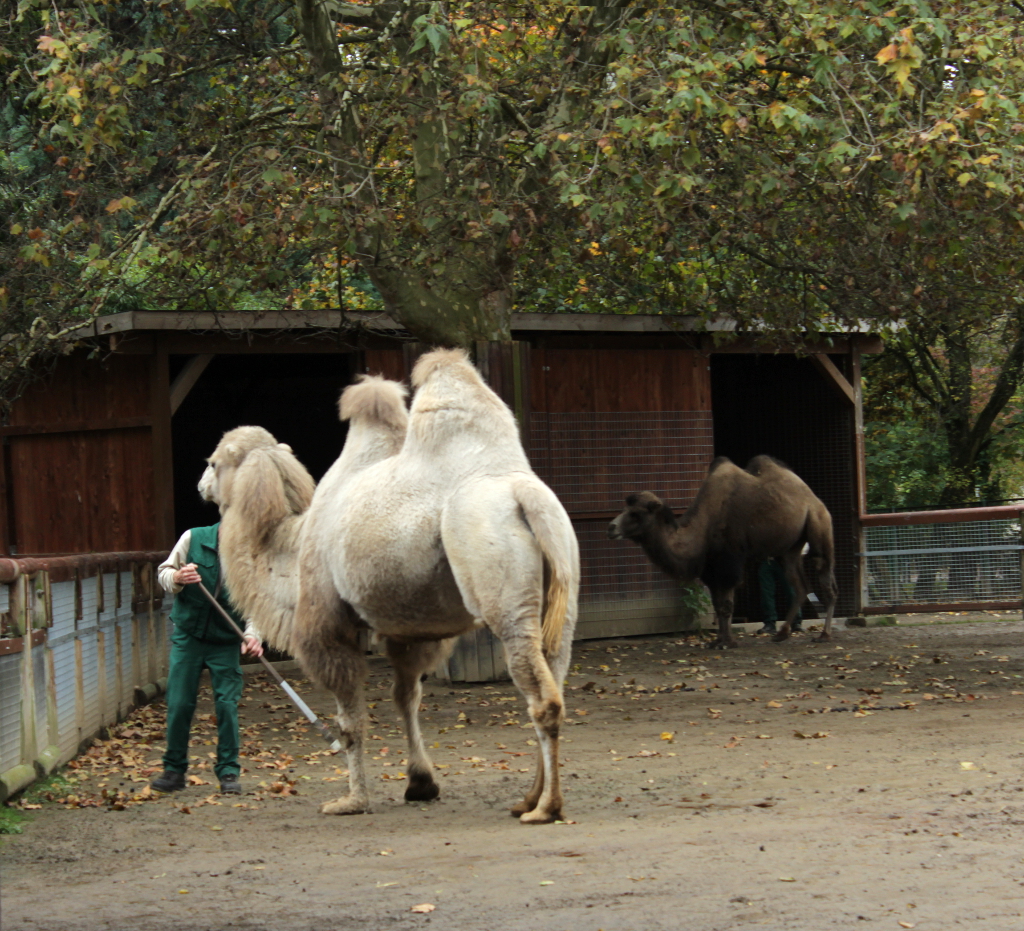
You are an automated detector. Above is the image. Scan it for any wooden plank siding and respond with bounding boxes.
[528,346,715,641]
[2,351,160,555]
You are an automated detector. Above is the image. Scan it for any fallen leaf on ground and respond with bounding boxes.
[411,903,435,914]
[960,761,977,770]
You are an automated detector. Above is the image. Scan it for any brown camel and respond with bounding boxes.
[608,455,837,648]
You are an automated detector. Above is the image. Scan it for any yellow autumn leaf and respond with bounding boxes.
[875,44,898,64]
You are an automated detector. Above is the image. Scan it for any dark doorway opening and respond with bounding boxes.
[710,353,856,620]
[170,353,354,536]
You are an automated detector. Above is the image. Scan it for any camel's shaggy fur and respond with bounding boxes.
[290,350,579,822]
[206,358,579,823]
[199,426,317,652]
[609,455,837,648]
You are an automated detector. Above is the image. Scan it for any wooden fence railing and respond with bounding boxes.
[0,551,168,802]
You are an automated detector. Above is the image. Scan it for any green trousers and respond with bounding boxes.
[758,558,802,624]
[162,627,243,780]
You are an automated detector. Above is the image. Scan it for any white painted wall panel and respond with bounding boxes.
[0,654,22,772]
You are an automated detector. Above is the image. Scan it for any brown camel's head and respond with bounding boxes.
[608,491,679,541]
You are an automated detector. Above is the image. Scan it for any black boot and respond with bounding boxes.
[151,770,186,793]
[219,776,242,795]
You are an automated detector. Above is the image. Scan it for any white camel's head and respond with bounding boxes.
[201,426,315,523]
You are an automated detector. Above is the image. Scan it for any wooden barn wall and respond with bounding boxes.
[1,352,159,555]
[710,354,857,622]
[529,346,715,639]
[359,342,718,647]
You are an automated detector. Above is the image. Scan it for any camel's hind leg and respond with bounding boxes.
[772,550,809,644]
[812,561,838,643]
[503,635,567,824]
[385,638,455,803]
[293,572,369,815]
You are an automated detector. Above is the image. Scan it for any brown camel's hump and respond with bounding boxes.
[743,454,792,477]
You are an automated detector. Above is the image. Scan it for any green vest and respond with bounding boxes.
[169,524,244,644]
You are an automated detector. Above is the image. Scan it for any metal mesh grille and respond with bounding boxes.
[574,521,685,611]
[530,412,715,513]
[864,520,1022,608]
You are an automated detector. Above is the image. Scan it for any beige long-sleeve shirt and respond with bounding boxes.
[158,529,262,643]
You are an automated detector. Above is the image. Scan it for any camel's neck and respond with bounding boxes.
[636,523,702,581]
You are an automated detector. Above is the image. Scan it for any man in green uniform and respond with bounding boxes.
[150,524,263,795]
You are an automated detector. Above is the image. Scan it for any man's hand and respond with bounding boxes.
[173,563,201,586]
[241,636,264,658]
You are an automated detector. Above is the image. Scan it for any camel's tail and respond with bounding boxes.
[512,478,579,657]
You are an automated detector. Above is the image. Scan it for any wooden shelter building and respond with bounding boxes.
[0,310,881,640]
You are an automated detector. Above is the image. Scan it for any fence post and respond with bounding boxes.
[1019,510,1024,614]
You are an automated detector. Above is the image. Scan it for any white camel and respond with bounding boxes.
[198,426,318,653]
[204,354,580,823]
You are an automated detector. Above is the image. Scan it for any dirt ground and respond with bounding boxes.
[4,613,1024,931]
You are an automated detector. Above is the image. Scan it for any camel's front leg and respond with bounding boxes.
[324,690,370,815]
[386,638,455,803]
[292,579,370,815]
[708,588,738,649]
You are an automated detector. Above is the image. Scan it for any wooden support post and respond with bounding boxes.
[850,346,867,616]
[14,576,38,765]
[169,353,214,416]
[150,341,175,550]
[114,624,125,719]
[97,628,108,727]
[810,353,856,406]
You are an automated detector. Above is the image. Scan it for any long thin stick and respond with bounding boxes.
[196,581,342,752]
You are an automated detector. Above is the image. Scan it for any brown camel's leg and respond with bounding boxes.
[293,566,369,815]
[385,638,454,803]
[813,564,838,643]
[708,588,738,649]
[773,551,809,644]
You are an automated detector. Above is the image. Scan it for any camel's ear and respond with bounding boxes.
[645,499,660,513]
[658,504,679,527]
[625,493,640,507]
[276,443,293,454]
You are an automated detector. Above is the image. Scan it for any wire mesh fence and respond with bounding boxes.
[529,411,715,514]
[862,513,1024,610]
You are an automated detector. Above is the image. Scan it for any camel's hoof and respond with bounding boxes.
[519,807,561,824]
[510,799,535,817]
[813,633,831,643]
[771,630,791,643]
[404,772,440,802]
[707,639,738,650]
[319,796,369,816]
